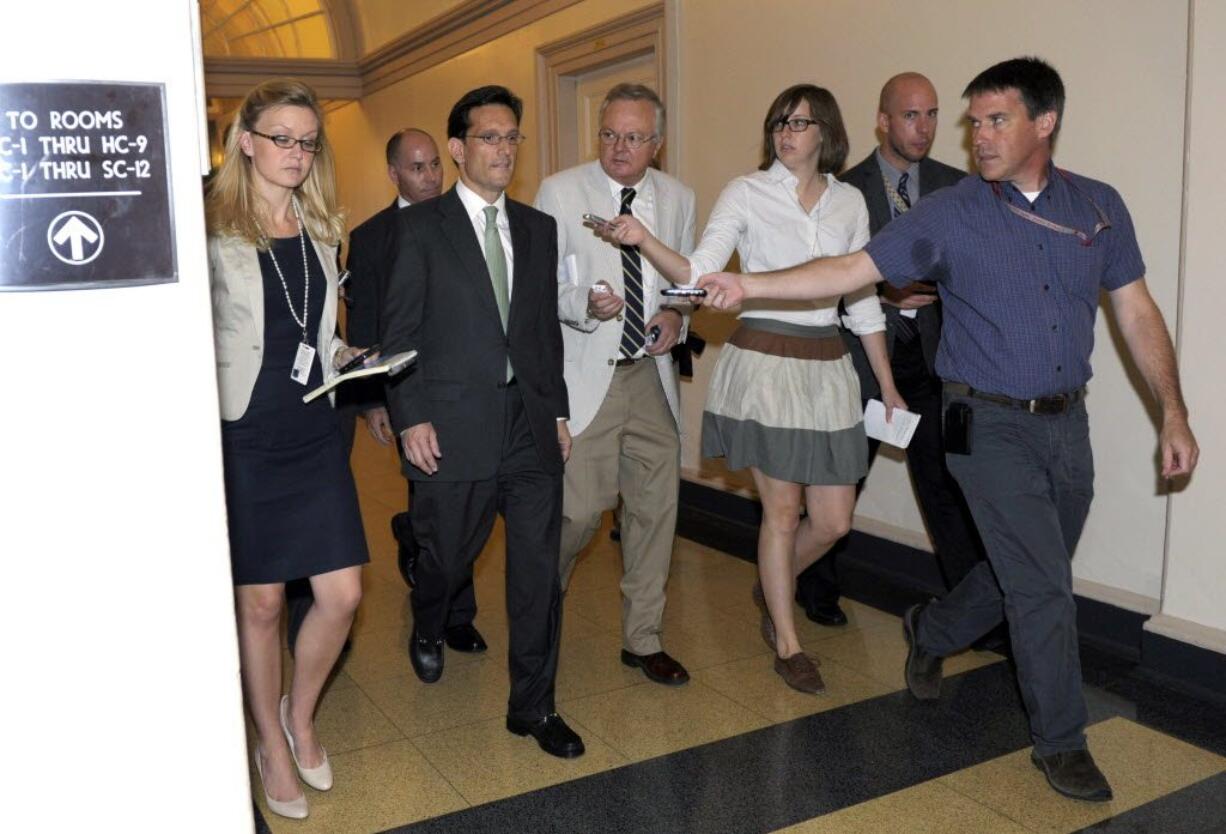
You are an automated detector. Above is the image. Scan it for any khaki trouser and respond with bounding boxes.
[560,359,680,655]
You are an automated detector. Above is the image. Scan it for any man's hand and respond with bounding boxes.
[402,422,442,475]
[882,282,938,310]
[557,420,572,463]
[1160,416,1198,478]
[696,272,746,310]
[598,214,649,247]
[587,281,625,321]
[645,309,682,355]
[363,406,395,446]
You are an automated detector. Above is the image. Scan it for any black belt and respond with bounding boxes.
[615,356,646,367]
[943,382,1086,415]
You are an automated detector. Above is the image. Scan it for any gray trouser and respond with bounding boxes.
[917,393,1094,756]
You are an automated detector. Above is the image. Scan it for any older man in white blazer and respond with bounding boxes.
[534,83,696,686]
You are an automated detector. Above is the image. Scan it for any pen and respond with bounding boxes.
[337,344,379,374]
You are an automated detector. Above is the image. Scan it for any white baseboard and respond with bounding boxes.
[1144,612,1226,656]
[1072,578,1161,615]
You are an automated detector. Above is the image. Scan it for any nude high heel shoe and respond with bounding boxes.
[280,695,333,791]
[254,746,309,820]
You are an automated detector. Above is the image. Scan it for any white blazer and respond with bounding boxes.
[208,233,345,421]
[534,161,696,436]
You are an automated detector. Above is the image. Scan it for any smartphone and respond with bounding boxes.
[582,212,611,227]
[660,287,707,298]
[337,344,379,375]
[943,401,973,455]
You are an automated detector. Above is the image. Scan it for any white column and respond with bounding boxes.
[1148,0,1226,655]
[0,2,252,830]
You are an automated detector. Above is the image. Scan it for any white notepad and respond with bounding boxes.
[863,399,921,449]
[302,350,417,403]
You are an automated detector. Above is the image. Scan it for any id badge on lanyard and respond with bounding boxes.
[291,342,316,385]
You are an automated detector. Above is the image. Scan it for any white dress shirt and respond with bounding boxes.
[455,179,514,295]
[397,195,411,209]
[688,160,884,334]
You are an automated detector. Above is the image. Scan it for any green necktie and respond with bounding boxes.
[482,205,512,380]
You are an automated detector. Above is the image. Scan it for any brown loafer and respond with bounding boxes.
[752,582,777,652]
[621,650,690,686]
[774,652,825,694]
[753,583,819,666]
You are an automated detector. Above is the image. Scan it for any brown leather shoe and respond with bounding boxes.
[620,650,690,686]
[753,583,819,667]
[774,652,825,694]
[752,582,777,652]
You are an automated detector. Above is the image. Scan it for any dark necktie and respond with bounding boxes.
[618,187,646,358]
[891,172,920,344]
[896,171,913,211]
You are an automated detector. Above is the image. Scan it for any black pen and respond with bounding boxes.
[337,344,379,374]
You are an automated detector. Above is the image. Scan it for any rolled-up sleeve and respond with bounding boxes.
[687,179,747,281]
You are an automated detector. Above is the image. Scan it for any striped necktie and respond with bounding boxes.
[617,187,646,359]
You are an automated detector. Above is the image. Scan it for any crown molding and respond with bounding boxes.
[205,0,586,100]
[204,57,362,99]
[359,0,584,95]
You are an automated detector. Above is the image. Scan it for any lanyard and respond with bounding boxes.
[990,169,1111,247]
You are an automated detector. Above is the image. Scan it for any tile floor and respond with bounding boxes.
[247,426,1226,833]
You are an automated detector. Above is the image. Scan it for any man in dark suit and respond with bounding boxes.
[343,127,486,651]
[382,85,583,759]
[796,72,987,625]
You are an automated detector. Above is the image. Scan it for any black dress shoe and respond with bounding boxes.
[902,602,943,700]
[620,650,690,686]
[804,601,848,627]
[506,713,585,758]
[444,623,488,653]
[392,512,417,589]
[1031,749,1114,802]
[409,627,444,683]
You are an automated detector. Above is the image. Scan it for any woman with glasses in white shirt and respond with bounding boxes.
[599,84,904,695]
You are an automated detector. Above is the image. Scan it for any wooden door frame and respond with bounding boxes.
[535,4,668,178]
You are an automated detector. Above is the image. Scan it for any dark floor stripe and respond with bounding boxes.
[384,662,1042,834]
[1071,771,1226,833]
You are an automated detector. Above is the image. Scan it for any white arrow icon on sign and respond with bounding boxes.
[47,210,105,266]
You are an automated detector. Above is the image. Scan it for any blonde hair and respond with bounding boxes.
[205,78,344,248]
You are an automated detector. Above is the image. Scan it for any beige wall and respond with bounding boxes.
[674,0,1190,610]
[323,1,1217,640]
[352,0,472,53]
[329,0,657,228]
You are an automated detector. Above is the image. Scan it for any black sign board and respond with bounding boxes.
[0,81,176,291]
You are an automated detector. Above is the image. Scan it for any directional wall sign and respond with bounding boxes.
[0,81,176,291]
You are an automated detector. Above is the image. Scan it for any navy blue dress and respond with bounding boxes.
[221,235,369,585]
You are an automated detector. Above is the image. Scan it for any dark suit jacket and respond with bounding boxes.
[382,186,569,482]
[841,152,965,397]
[339,199,401,410]
[346,198,401,349]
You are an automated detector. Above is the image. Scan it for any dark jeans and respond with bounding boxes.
[411,385,563,721]
[918,393,1094,755]
[797,338,986,606]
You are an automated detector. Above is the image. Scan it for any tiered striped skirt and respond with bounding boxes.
[701,318,867,485]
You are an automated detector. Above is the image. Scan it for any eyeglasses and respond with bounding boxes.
[250,130,323,153]
[465,132,527,146]
[597,129,658,150]
[771,117,822,134]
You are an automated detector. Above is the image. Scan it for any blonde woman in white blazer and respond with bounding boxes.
[205,79,369,821]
